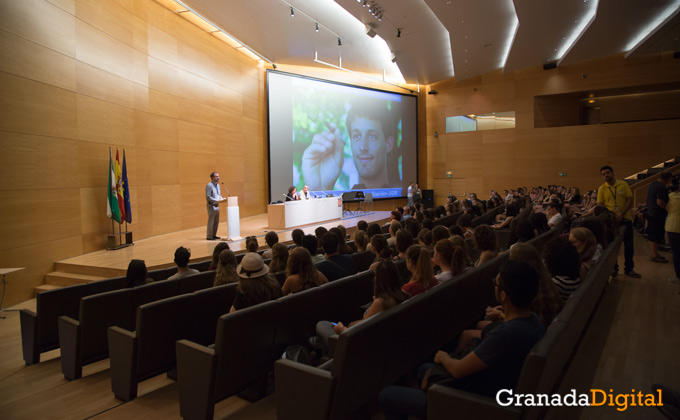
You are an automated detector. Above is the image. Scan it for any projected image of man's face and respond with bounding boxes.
[349,117,394,186]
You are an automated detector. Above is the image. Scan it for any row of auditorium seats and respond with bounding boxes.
[273,226,560,420]
[427,227,623,420]
[58,271,216,380]
[108,283,239,401]
[174,269,376,420]
[19,260,212,365]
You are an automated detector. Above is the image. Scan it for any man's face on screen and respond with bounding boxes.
[349,117,394,185]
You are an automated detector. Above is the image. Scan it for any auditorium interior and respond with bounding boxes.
[1,0,679,419]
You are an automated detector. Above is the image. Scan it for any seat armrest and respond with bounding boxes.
[20,309,39,365]
[275,359,334,420]
[108,326,138,401]
[58,316,82,380]
[427,385,521,420]
[176,339,218,420]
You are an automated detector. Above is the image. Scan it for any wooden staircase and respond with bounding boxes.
[34,264,126,296]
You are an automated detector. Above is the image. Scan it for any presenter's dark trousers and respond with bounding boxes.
[207,206,219,238]
[613,220,634,274]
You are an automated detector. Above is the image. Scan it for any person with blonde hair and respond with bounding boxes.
[281,247,328,294]
[353,230,369,252]
[214,249,239,286]
[569,227,599,278]
[402,245,438,296]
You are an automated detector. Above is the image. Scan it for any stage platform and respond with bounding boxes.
[52,211,391,281]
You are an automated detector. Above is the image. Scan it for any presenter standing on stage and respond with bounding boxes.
[206,172,224,240]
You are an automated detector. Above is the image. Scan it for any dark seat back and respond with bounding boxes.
[191,284,238,346]
[188,260,212,272]
[351,250,376,272]
[133,279,180,309]
[178,270,215,294]
[213,300,279,400]
[147,267,177,281]
[36,284,89,351]
[135,294,195,379]
[79,288,135,361]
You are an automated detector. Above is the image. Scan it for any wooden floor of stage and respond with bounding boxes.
[56,211,392,277]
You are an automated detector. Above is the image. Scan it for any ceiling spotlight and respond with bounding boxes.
[338,37,342,46]
[290,7,294,17]
[315,22,319,32]
[377,12,382,21]
[362,0,367,7]
[368,5,372,12]
[397,28,401,38]
[357,0,361,2]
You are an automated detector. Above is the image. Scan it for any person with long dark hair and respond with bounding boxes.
[282,247,328,294]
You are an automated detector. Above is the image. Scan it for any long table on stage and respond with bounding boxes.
[267,196,343,229]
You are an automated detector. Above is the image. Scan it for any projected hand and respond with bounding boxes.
[301,123,344,191]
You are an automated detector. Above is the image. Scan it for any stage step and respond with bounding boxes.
[34,284,62,296]
[54,262,126,278]
[44,271,109,286]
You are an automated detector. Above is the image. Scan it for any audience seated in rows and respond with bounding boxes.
[316,232,358,281]
[493,203,518,229]
[569,227,601,278]
[456,214,473,238]
[395,229,414,261]
[315,260,409,354]
[208,242,230,270]
[402,245,437,297]
[291,228,305,248]
[268,242,289,273]
[213,249,239,286]
[302,234,325,264]
[417,228,433,249]
[431,225,450,245]
[167,247,199,280]
[353,230,369,252]
[369,234,391,270]
[281,247,328,295]
[378,260,545,420]
[229,253,282,312]
[125,259,151,288]
[262,231,279,259]
[473,225,498,267]
[432,239,466,284]
[245,236,259,253]
[543,237,582,300]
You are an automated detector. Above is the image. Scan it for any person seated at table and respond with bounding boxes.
[286,186,300,201]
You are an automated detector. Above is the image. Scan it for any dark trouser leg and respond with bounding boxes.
[207,208,219,238]
[668,232,680,278]
[622,221,634,273]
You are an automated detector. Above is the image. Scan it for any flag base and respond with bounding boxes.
[107,231,134,250]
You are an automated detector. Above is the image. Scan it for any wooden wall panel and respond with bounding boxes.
[76,95,135,145]
[427,51,680,200]
[134,110,178,151]
[0,0,76,57]
[0,73,78,139]
[0,133,80,190]
[0,189,82,251]
[76,61,135,108]
[0,30,77,91]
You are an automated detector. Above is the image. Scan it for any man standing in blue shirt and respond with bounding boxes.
[206,172,224,240]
